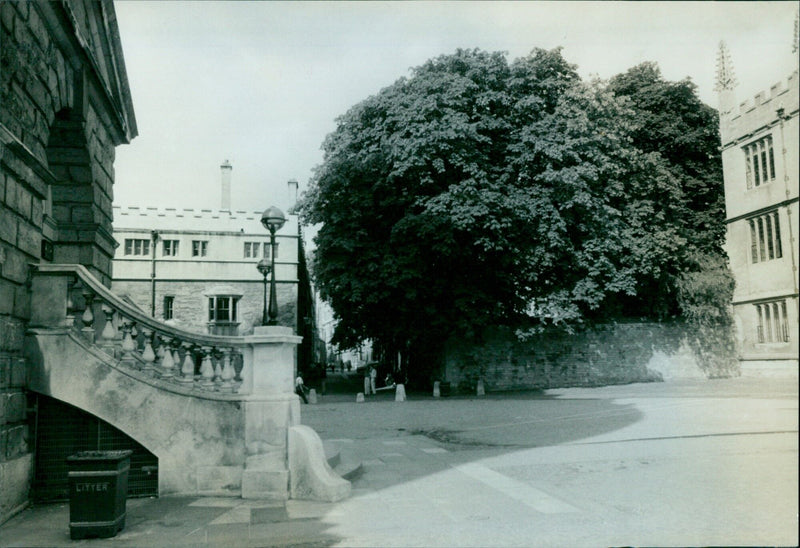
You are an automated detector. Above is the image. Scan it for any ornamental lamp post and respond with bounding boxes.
[260,206,286,326]
[256,258,271,326]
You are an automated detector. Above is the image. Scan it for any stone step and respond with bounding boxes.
[324,444,341,469]
[324,442,363,482]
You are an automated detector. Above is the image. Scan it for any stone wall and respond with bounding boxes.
[1,0,134,524]
[444,322,723,392]
[1,0,53,523]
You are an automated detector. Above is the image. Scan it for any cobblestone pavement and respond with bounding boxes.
[1,376,797,547]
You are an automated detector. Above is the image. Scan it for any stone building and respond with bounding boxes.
[111,167,324,374]
[716,41,799,375]
[112,167,302,335]
[1,0,136,522]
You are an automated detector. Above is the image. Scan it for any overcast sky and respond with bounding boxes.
[112,1,798,213]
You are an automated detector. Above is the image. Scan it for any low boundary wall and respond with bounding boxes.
[444,322,736,392]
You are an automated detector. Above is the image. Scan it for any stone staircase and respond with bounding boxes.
[24,263,350,502]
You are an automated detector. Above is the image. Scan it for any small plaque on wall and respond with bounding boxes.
[41,239,54,261]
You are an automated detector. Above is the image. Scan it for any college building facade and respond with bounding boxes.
[717,42,799,375]
[111,167,324,373]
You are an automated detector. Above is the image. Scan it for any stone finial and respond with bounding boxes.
[793,10,799,54]
[715,41,738,92]
[715,41,738,118]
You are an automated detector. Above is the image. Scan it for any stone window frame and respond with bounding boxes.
[748,210,783,263]
[163,295,175,320]
[262,242,278,259]
[192,240,208,257]
[208,295,238,323]
[124,238,150,256]
[243,241,261,259]
[162,240,180,257]
[743,134,776,189]
[755,300,790,344]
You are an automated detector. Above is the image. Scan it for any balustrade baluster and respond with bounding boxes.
[155,337,165,361]
[200,346,215,389]
[99,304,117,355]
[81,291,95,343]
[172,343,182,378]
[233,351,244,391]
[130,323,139,353]
[141,328,156,373]
[179,342,195,383]
[212,350,223,390]
[113,309,123,344]
[220,348,234,392]
[158,335,175,378]
[120,319,136,367]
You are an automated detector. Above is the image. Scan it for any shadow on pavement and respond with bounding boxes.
[302,378,645,497]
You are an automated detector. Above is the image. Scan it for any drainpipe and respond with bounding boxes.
[777,107,799,316]
[150,230,159,317]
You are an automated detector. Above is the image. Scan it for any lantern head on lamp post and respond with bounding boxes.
[260,206,286,325]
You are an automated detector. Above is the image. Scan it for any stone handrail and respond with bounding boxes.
[29,263,250,395]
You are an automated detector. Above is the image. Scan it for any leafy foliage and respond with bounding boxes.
[608,62,737,376]
[675,252,739,377]
[300,49,729,377]
[607,62,726,255]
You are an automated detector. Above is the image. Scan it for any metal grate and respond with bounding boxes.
[33,395,158,502]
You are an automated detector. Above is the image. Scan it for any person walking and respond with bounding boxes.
[369,365,377,394]
[295,375,309,404]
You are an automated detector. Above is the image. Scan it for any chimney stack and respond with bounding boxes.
[220,160,232,210]
[287,179,299,210]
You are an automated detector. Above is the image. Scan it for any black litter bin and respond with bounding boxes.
[66,450,132,539]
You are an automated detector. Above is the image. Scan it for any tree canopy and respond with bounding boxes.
[607,62,725,255]
[300,48,727,373]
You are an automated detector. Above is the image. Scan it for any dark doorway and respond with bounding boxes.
[33,395,158,502]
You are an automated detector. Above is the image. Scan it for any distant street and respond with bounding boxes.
[303,377,798,547]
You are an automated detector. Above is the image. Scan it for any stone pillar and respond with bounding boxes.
[241,326,303,500]
[241,326,301,395]
[29,275,69,327]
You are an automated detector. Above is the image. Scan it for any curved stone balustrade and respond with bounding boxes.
[30,263,248,395]
[26,263,345,502]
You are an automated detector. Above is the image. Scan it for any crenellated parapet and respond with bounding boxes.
[721,71,800,146]
[113,205,300,234]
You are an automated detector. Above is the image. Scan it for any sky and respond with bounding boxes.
[112,1,799,213]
